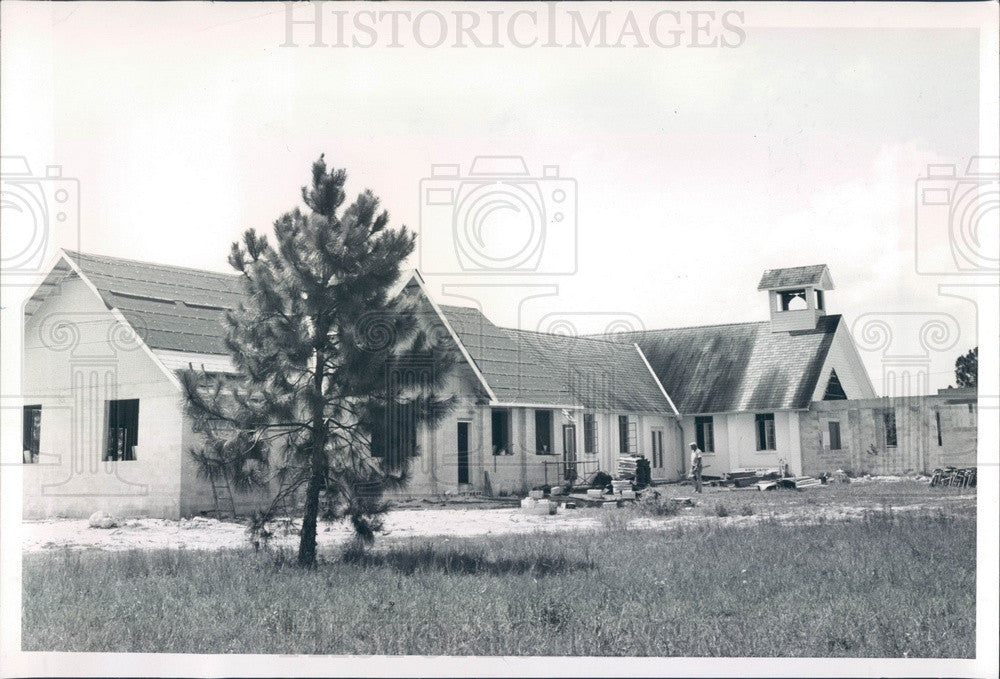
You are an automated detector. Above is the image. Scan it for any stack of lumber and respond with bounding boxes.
[611,479,632,494]
[618,456,641,479]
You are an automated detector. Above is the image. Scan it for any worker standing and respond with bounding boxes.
[689,442,704,493]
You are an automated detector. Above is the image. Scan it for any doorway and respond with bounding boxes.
[562,424,577,482]
[457,421,470,485]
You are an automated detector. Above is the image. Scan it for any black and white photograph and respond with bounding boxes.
[0,2,997,677]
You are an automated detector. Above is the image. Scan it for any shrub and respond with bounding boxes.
[714,502,730,517]
[739,504,754,516]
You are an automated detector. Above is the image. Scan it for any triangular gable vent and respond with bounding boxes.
[823,369,847,400]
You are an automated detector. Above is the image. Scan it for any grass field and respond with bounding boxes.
[22,502,975,657]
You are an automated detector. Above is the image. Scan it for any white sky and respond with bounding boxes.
[2,2,998,395]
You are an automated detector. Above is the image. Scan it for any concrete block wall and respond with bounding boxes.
[800,395,978,476]
[21,276,187,518]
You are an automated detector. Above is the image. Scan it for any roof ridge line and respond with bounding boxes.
[503,325,640,348]
[64,249,237,279]
[591,319,769,334]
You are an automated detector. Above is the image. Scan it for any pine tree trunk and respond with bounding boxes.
[297,348,327,568]
[297,463,323,567]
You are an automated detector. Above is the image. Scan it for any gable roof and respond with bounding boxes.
[30,250,841,414]
[33,250,669,412]
[758,264,832,290]
[58,250,243,355]
[439,305,672,412]
[611,316,842,413]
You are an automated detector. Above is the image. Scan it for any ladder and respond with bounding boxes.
[210,475,237,517]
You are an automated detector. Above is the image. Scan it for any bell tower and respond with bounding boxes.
[758,265,833,332]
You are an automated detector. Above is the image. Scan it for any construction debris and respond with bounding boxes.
[88,510,118,529]
[757,475,822,491]
[930,466,977,488]
[520,497,557,515]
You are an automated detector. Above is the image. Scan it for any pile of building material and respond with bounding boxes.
[617,456,651,488]
[618,456,640,479]
[930,466,977,488]
[717,471,761,488]
[520,496,558,515]
[756,476,822,491]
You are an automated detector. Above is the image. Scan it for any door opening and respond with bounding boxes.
[562,424,577,483]
[457,421,470,485]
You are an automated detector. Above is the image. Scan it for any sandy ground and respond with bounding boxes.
[22,489,976,554]
[22,508,605,553]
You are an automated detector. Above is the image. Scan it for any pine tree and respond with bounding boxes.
[183,155,456,566]
[955,346,977,388]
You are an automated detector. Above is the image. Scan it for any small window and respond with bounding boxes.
[883,408,897,448]
[583,413,598,454]
[535,410,553,455]
[935,410,943,447]
[105,399,139,461]
[618,415,630,454]
[828,421,842,451]
[491,408,512,455]
[22,405,41,464]
[755,413,776,451]
[695,415,714,453]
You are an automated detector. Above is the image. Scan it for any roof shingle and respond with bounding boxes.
[758,264,830,290]
[612,317,840,413]
[440,305,670,411]
[56,250,838,414]
[66,250,241,354]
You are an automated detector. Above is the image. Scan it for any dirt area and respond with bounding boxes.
[22,480,976,554]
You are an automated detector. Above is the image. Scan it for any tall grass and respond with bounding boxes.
[23,510,974,657]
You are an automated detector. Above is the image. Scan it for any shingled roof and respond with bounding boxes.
[65,250,242,355]
[612,317,841,413]
[44,251,672,412]
[440,305,671,412]
[43,250,838,414]
[758,264,831,290]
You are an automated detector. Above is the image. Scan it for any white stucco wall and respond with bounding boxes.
[404,379,683,496]
[21,275,186,518]
[680,410,804,477]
